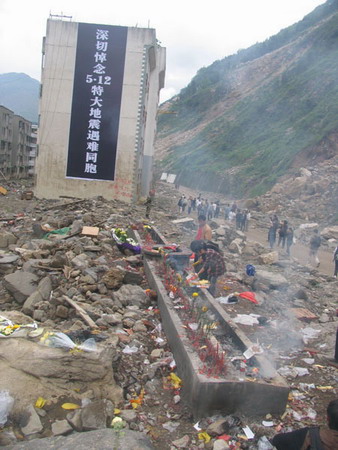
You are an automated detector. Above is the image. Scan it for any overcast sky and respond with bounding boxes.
[0,0,326,102]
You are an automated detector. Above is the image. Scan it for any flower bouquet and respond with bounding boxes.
[112,228,141,255]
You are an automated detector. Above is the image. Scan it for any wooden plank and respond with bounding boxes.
[291,308,318,321]
[172,217,195,224]
[63,295,97,328]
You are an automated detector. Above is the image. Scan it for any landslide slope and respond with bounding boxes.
[156,0,338,197]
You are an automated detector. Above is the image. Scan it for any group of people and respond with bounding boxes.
[178,195,222,219]
[178,196,251,231]
[268,215,294,256]
[224,203,251,231]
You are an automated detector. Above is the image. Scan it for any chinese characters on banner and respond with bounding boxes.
[67,23,128,181]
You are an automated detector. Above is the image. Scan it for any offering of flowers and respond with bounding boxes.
[112,228,141,254]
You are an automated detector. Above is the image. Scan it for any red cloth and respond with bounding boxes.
[239,292,258,304]
[195,227,203,240]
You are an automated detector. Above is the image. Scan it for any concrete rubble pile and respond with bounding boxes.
[243,156,338,226]
[0,193,177,449]
[0,180,337,449]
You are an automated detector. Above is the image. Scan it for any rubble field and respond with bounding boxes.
[0,177,337,449]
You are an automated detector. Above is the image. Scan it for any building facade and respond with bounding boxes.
[11,115,33,178]
[0,105,13,179]
[0,105,35,179]
[28,125,38,177]
[35,18,166,202]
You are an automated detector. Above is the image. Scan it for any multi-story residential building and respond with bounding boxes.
[0,105,13,179]
[11,115,32,178]
[0,106,36,179]
[35,18,166,202]
[28,124,38,177]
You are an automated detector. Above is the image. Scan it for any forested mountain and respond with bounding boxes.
[0,73,39,124]
[156,0,338,197]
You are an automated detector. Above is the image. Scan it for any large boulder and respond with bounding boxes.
[242,241,265,256]
[22,277,52,316]
[229,239,243,254]
[258,251,279,265]
[0,334,122,414]
[321,226,338,241]
[255,269,289,290]
[3,271,39,304]
[5,429,154,449]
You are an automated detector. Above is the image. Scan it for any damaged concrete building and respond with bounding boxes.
[35,18,166,202]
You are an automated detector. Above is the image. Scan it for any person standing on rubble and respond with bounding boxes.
[192,216,212,273]
[145,196,152,218]
[268,225,277,249]
[195,241,226,296]
[272,398,338,449]
[195,214,212,241]
[277,220,288,248]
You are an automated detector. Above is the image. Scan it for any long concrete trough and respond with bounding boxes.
[131,226,289,419]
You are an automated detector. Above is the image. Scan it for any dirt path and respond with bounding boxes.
[174,184,335,277]
[246,225,334,277]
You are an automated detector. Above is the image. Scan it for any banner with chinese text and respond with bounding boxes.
[66,23,127,180]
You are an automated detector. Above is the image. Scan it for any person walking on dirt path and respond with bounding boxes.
[277,220,288,248]
[333,245,338,278]
[187,196,193,215]
[245,210,251,231]
[207,201,213,220]
[224,204,230,220]
[178,196,183,214]
[286,227,294,256]
[235,209,243,230]
[268,225,277,249]
[195,215,212,241]
[309,229,321,267]
[181,195,188,213]
[272,398,338,450]
[270,214,279,230]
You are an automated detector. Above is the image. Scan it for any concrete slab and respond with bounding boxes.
[144,258,289,419]
[132,225,289,419]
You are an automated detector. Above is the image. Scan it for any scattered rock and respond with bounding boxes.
[51,419,73,436]
[3,271,39,304]
[0,231,17,248]
[20,405,43,436]
[172,434,190,448]
[102,268,125,289]
[80,400,113,431]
